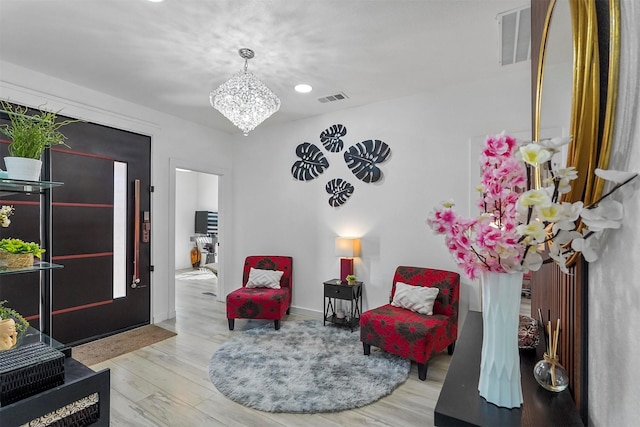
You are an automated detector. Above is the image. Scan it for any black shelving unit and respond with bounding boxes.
[0,177,110,426]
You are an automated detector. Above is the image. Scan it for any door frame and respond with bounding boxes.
[168,157,230,317]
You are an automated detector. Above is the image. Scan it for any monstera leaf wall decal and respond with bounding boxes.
[344,139,391,183]
[325,178,354,207]
[291,142,330,181]
[320,124,347,152]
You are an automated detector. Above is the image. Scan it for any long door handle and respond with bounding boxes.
[132,179,141,288]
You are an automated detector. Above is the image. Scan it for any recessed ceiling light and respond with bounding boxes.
[294,84,313,93]
[147,0,164,3]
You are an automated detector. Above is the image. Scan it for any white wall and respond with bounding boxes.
[175,170,199,269]
[588,1,640,425]
[0,60,234,323]
[229,61,532,323]
[197,173,218,211]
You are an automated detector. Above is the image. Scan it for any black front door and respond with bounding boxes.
[0,112,152,345]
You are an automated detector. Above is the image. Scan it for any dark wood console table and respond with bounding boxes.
[434,311,583,426]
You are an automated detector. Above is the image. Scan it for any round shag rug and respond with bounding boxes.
[209,319,410,413]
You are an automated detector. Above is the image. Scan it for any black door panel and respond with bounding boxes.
[0,108,151,345]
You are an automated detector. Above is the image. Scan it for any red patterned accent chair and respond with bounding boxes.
[360,266,460,380]
[226,256,293,331]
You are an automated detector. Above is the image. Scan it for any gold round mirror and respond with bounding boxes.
[534,0,620,267]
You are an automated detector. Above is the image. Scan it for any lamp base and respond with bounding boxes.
[340,258,353,282]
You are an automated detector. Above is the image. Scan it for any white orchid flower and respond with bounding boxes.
[538,136,572,151]
[594,169,638,184]
[520,143,552,167]
[522,249,543,272]
[518,189,552,210]
[548,242,570,274]
[572,236,600,262]
[516,220,547,243]
[550,201,583,233]
[581,200,623,231]
[553,229,583,245]
[562,201,584,220]
[556,166,579,181]
[537,204,562,222]
[557,179,572,195]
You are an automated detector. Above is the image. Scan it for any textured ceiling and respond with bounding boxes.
[0,0,528,134]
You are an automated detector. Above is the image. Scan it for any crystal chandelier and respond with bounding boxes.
[210,48,281,136]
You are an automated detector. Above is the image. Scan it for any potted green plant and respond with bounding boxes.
[0,238,45,268]
[0,100,77,181]
[346,274,357,285]
[0,300,29,350]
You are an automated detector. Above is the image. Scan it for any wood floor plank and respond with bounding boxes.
[109,388,167,427]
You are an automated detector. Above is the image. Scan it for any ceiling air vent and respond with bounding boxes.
[497,5,531,66]
[318,92,349,103]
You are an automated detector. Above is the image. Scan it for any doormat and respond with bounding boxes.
[72,325,176,366]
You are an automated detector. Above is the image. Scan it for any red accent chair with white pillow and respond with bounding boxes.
[226,256,293,331]
[360,266,460,380]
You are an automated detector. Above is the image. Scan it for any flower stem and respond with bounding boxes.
[585,173,638,209]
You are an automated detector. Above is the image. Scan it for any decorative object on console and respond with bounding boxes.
[291,142,329,181]
[209,48,280,136]
[346,274,357,286]
[326,178,354,207]
[518,315,540,350]
[427,132,638,408]
[335,237,360,282]
[344,139,391,183]
[0,100,78,181]
[533,319,569,392]
[477,271,524,408]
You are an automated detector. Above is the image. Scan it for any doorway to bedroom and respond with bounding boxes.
[174,168,219,303]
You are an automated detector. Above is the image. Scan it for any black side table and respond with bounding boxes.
[323,279,363,331]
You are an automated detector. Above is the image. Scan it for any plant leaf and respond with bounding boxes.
[325,178,354,207]
[320,124,347,152]
[291,143,330,181]
[344,139,391,183]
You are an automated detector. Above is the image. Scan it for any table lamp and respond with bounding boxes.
[335,237,361,282]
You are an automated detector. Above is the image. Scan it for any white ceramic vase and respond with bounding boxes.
[4,157,42,181]
[478,270,524,408]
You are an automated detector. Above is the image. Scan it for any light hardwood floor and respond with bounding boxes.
[90,277,452,426]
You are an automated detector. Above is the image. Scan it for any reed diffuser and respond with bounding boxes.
[533,318,569,392]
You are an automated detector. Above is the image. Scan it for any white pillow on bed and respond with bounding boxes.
[245,268,284,289]
[391,282,439,315]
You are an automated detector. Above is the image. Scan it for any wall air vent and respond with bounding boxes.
[497,5,531,66]
[318,92,349,103]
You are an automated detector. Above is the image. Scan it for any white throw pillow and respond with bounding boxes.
[391,282,439,315]
[245,268,284,289]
